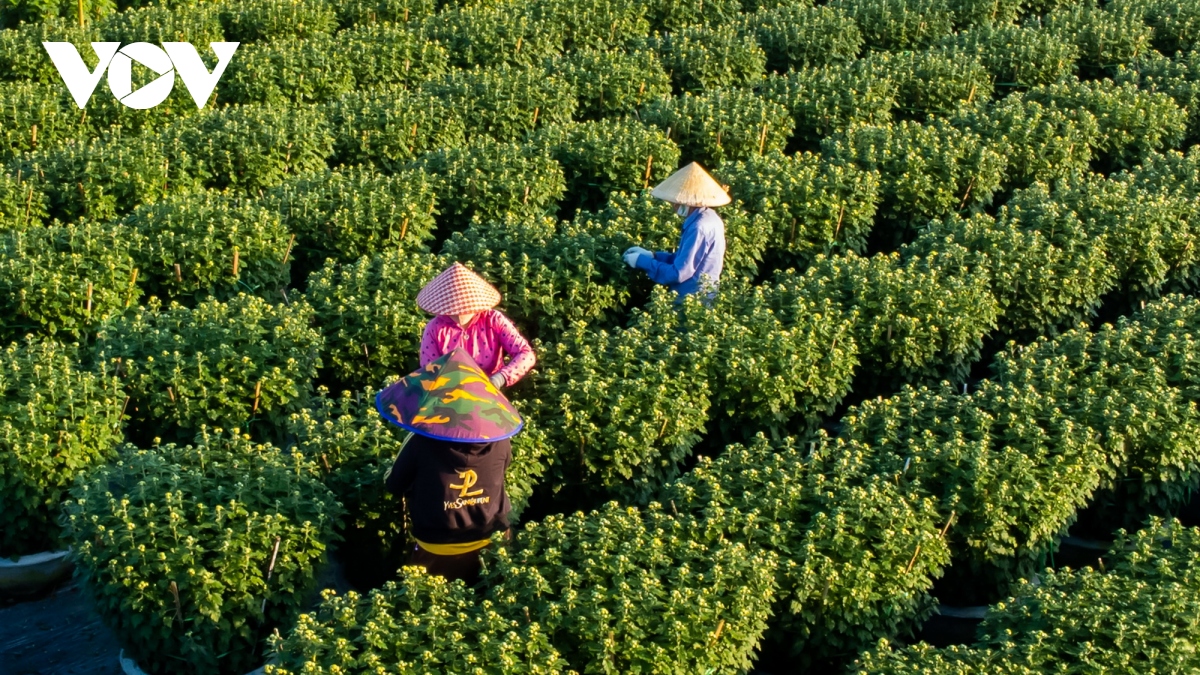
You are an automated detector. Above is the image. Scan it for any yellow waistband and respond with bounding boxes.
[415,538,491,555]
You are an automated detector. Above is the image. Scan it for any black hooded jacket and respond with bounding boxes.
[384,432,512,545]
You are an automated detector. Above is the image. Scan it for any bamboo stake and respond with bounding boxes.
[121,396,130,419]
[280,288,290,304]
[167,386,175,403]
[321,454,331,473]
[523,185,530,204]
[279,234,294,265]
[85,282,93,314]
[642,154,654,189]
[531,106,539,127]
[124,269,138,308]
[363,343,370,367]
[709,619,725,645]
[30,124,37,149]
[174,263,182,283]
[252,380,262,414]
[261,536,283,614]
[758,123,769,154]
[904,545,922,575]
[399,217,409,241]
[78,0,84,28]
[232,248,240,277]
[169,581,182,620]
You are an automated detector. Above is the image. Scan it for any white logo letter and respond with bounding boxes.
[107,42,175,110]
[42,42,120,109]
[162,42,239,109]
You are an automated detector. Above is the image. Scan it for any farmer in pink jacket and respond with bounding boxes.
[416,262,536,389]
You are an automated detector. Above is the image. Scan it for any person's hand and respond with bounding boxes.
[623,246,648,268]
[489,373,506,389]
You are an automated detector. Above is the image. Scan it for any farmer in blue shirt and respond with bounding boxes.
[622,162,729,301]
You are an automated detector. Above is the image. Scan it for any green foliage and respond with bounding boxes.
[97,3,225,43]
[220,36,357,105]
[0,18,88,84]
[856,520,1200,674]
[13,132,203,224]
[1052,169,1200,292]
[941,23,1078,89]
[663,436,950,663]
[865,50,993,118]
[534,118,680,211]
[643,0,742,32]
[0,221,141,342]
[64,430,340,675]
[1024,79,1187,166]
[0,339,124,557]
[0,82,91,162]
[264,165,439,265]
[553,49,672,119]
[0,0,113,29]
[947,0,1022,28]
[0,170,48,232]
[652,23,767,92]
[959,93,1100,185]
[219,0,339,42]
[690,280,860,432]
[93,295,324,433]
[323,86,467,171]
[910,186,1117,333]
[303,249,443,384]
[172,104,335,195]
[1115,51,1200,145]
[830,0,956,51]
[267,571,569,674]
[742,4,863,73]
[760,63,897,147]
[781,247,999,381]
[420,64,577,143]
[527,289,711,496]
[528,0,650,51]
[1043,2,1152,76]
[440,215,628,340]
[123,191,292,301]
[641,88,793,166]
[823,119,1006,226]
[415,138,565,230]
[336,22,450,89]
[719,150,881,264]
[422,0,563,68]
[486,503,778,673]
[334,0,435,27]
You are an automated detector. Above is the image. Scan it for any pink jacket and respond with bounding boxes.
[418,310,536,386]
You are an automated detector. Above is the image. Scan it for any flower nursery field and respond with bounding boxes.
[5,0,1200,671]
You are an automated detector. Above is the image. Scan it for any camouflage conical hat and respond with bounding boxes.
[650,162,731,207]
[375,348,523,442]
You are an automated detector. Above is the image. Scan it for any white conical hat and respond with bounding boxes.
[650,162,731,207]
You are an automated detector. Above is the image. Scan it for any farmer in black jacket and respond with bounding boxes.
[378,347,524,583]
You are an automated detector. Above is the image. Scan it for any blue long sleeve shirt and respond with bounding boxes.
[634,207,726,298]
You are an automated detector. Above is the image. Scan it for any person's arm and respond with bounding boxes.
[418,320,442,368]
[384,433,418,496]
[636,222,704,285]
[491,312,536,386]
[653,251,675,264]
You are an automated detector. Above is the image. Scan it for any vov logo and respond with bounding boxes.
[42,42,239,110]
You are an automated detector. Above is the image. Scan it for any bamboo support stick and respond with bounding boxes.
[169,581,182,619]
[758,123,769,154]
[85,282,92,314]
[281,234,295,266]
[30,124,37,149]
[232,248,240,277]
[252,380,262,413]
[124,269,138,308]
[642,154,654,189]
[174,263,182,283]
[709,619,725,645]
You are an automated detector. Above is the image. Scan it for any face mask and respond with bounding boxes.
[675,204,691,217]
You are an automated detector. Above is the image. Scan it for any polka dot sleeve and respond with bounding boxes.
[490,311,536,386]
[418,319,443,368]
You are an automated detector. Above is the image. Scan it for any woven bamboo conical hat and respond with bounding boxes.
[650,162,731,207]
[416,262,501,315]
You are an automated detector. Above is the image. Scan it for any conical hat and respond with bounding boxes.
[650,162,731,207]
[375,348,523,442]
[416,262,501,315]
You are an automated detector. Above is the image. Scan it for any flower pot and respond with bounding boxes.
[0,550,73,599]
[119,650,272,675]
